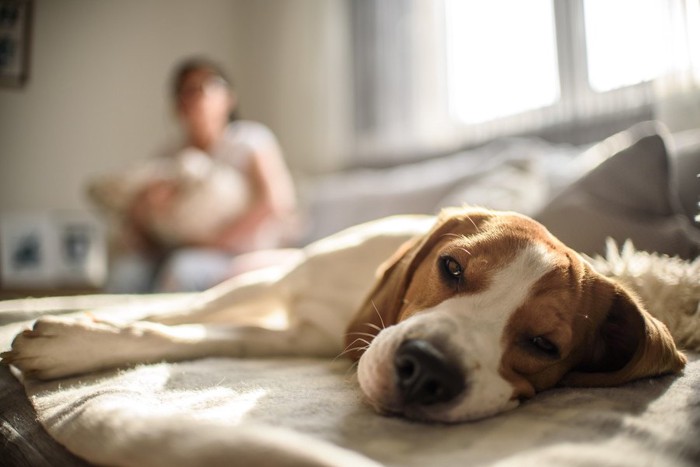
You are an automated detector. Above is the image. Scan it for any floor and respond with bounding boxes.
[0,365,88,466]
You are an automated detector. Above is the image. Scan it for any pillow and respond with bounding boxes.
[670,128,700,223]
[535,121,700,260]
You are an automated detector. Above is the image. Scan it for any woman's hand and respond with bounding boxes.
[122,180,179,253]
[138,180,179,215]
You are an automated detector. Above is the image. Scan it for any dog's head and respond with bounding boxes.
[346,206,686,422]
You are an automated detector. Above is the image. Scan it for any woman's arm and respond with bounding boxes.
[206,140,299,252]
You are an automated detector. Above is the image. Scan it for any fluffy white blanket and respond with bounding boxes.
[13,352,700,467]
[1,243,699,466]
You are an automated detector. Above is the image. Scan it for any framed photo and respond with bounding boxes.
[0,212,107,289]
[0,213,54,288]
[53,212,108,288]
[0,0,32,87]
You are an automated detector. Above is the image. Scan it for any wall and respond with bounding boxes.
[230,0,352,174]
[0,0,352,213]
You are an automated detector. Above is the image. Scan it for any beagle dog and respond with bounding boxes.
[2,207,686,423]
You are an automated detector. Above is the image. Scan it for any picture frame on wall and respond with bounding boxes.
[53,212,108,288]
[0,212,107,290]
[0,0,32,87]
[0,213,54,288]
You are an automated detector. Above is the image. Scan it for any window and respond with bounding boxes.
[443,0,673,130]
[350,0,696,160]
[444,0,560,124]
[583,0,668,92]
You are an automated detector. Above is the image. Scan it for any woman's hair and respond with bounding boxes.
[171,57,239,120]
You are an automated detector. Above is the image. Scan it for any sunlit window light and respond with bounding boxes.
[584,0,668,92]
[444,0,560,124]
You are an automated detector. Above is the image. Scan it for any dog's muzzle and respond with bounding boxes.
[394,339,465,407]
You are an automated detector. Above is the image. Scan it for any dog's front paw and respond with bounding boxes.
[1,315,125,380]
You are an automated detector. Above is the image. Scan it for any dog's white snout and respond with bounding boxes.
[359,306,519,422]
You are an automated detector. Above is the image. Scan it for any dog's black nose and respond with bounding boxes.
[394,339,465,406]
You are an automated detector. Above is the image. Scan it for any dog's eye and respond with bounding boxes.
[439,255,463,282]
[530,336,559,358]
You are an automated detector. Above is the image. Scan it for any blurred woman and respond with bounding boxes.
[108,57,299,292]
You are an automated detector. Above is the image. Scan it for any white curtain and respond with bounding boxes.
[350,0,450,162]
[350,0,700,162]
[653,0,700,133]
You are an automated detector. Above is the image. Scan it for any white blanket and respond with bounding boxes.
[1,295,699,467]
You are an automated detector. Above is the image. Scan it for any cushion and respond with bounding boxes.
[670,128,700,223]
[535,121,700,260]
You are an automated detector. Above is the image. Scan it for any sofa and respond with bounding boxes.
[1,121,699,466]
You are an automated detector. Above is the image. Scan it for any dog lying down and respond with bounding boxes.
[2,206,687,423]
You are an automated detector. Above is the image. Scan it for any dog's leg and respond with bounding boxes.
[145,265,293,326]
[2,314,338,381]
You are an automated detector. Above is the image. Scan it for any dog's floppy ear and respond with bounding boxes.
[344,207,487,361]
[563,280,686,387]
[343,234,424,361]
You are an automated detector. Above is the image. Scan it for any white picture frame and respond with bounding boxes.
[53,212,107,288]
[0,213,54,288]
[0,212,107,289]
